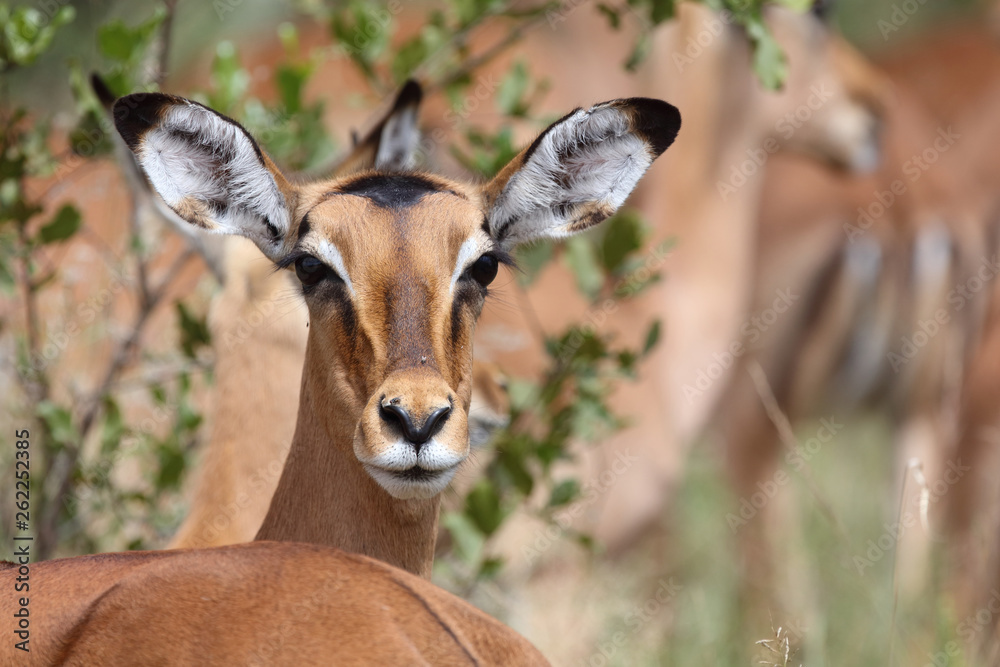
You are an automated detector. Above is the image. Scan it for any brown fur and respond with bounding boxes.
[0,542,548,665]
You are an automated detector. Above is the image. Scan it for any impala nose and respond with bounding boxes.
[379,399,452,449]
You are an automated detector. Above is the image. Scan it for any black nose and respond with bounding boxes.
[379,401,451,449]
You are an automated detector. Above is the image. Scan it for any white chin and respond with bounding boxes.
[365,465,458,499]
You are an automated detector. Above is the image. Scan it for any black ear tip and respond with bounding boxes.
[625,97,682,157]
[90,73,116,109]
[395,79,423,109]
[112,93,175,150]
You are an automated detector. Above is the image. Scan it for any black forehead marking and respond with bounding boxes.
[297,213,312,242]
[331,173,442,209]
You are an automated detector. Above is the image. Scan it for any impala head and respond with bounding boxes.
[757,1,886,173]
[113,91,680,500]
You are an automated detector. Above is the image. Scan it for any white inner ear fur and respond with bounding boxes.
[490,104,652,246]
[315,238,356,297]
[375,106,420,170]
[138,101,289,251]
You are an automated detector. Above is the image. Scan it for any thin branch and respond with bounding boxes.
[512,280,547,347]
[423,11,550,96]
[155,0,179,87]
[746,360,853,546]
[79,247,196,437]
[16,223,47,403]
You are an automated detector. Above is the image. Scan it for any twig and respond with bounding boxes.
[512,281,548,347]
[424,12,549,96]
[746,360,854,548]
[886,460,917,667]
[80,247,196,437]
[155,0,179,87]
[16,223,47,403]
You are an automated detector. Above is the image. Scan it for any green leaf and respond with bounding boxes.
[37,400,78,446]
[208,41,249,114]
[176,302,211,359]
[625,32,651,72]
[100,397,125,455]
[600,212,646,275]
[391,34,429,83]
[643,319,661,356]
[155,440,186,491]
[745,13,787,90]
[563,236,604,302]
[465,479,505,536]
[37,204,80,244]
[97,22,134,62]
[0,256,14,293]
[596,4,621,29]
[96,9,164,65]
[0,5,75,67]
[498,439,534,496]
[478,556,504,579]
[150,384,168,406]
[496,61,529,117]
[441,511,485,564]
[548,479,579,507]
[506,378,539,412]
[649,0,675,24]
[513,240,554,287]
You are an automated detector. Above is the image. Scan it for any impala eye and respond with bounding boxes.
[294,255,328,286]
[470,254,498,287]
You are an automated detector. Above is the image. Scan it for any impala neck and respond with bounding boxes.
[255,341,441,579]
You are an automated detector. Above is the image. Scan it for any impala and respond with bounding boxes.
[715,36,1000,627]
[0,89,679,663]
[165,80,423,550]
[95,76,511,552]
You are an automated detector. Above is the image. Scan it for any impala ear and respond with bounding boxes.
[112,93,294,261]
[481,98,680,248]
[332,79,423,176]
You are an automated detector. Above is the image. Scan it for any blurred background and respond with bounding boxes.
[2,0,999,664]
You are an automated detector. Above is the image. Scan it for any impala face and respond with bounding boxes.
[287,175,499,498]
[761,5,886,174]
[113,92,680,500]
